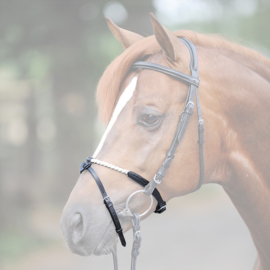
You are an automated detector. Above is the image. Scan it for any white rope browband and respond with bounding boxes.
[91,158,129,175]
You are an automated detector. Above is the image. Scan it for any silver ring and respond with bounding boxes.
[125,190,153,217]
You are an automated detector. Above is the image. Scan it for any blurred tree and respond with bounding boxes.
[0,0,157,230]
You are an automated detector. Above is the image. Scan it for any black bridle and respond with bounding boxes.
[80,37,204,248]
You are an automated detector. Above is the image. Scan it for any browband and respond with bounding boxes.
[132,61,200,87]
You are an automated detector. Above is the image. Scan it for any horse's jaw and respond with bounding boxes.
[93,224,118,256]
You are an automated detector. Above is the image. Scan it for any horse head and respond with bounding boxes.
[60,14,221,257]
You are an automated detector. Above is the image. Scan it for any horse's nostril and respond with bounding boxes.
[71,213,84,244]
[74,214,83,232]
[71,213,82,227]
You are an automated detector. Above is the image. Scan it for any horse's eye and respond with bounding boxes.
[143,114,160,124]
[138,113,163,131]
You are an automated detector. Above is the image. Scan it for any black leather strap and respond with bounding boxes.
[80,161,126,247]
[127,171,166,214]
[132,61,199,87]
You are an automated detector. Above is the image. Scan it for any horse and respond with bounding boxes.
[60,13,270,270]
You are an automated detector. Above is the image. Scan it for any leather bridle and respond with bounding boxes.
[79,37,204,269]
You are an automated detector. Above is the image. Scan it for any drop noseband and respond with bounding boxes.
[79,37,204,268]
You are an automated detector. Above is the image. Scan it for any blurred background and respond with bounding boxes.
[0,0,269,269]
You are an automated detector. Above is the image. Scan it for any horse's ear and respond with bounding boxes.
[106,18,144,49]
[150,13,179,62]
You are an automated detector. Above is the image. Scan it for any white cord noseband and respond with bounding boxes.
[91,158,129,174]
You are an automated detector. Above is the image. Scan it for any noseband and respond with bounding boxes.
[79,37,204,269]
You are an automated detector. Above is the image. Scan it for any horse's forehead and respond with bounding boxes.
[119,52,187,106]
[134,52,188,100]
[136,70,169,97]
[135,69,187,104]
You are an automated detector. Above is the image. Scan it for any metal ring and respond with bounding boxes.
[125,190,153,217]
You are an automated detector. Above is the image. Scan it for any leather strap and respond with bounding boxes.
[132,61,199,87]
[80,161,126,247]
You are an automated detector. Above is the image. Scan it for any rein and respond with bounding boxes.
[79,37,204,270]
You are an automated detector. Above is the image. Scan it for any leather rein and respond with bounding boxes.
[79,37,204,269]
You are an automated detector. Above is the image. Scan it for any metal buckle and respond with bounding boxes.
[192,78,200,87]
[186,101,194,107]
[121,208,133,217]
[198,119,204,125]
[153,174,162,185]
[198,119,204,146]
[156,204,166,214]
[104,196,113,208]
[144,176,160,196]
[116,228,123,233]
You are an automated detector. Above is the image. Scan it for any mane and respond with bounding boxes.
[96,30,270,124]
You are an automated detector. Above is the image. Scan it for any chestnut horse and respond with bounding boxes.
[61,14,270,269]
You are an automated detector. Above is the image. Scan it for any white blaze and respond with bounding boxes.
[93,76,138,158]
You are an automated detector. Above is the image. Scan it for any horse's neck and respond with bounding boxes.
[209,49,270,267]
[224,144,270,267]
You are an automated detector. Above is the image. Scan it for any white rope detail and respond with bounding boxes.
[91,158,129,175]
